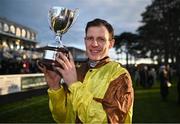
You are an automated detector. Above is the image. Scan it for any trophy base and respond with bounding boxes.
[38,46,69,71]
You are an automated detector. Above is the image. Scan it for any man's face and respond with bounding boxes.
[84,26,114,61]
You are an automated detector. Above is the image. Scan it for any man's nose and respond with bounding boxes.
[91,39,98,46]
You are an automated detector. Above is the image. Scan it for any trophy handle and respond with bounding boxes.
[68,8,79,30]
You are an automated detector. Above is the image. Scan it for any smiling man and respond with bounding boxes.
[39,18,134,123]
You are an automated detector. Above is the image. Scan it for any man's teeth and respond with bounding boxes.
[91,50,99,53]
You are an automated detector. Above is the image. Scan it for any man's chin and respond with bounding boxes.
[88,56,99,61]
[89,56,104,61]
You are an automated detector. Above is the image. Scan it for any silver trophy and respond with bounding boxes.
[39,6,78,70]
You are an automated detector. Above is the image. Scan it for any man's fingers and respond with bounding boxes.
[56,55,68,70]
[55,67,64,76]
[36,61,47,73]
[68,52,74,64]
[59,52,69,63]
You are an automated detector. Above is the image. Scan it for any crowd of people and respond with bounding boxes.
[134,64,157,88]
[0,59,40,74]
[133,63,180,104]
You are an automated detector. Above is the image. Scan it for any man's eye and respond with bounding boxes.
[86,37,93,41]
[89,37,94,41]
[97,37,106,42]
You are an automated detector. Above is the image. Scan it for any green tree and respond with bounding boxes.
[137,0,180,66]
[114,32,141,67]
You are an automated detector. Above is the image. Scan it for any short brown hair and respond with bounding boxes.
[85,18,114,39]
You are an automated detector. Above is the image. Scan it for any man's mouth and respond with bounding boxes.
[90,50,101,55]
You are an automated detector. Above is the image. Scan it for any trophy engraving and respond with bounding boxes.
[39,6,78,70]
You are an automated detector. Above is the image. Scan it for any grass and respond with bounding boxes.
[0,95,55,123]
[133,85,180,123]
[0,81,180,123]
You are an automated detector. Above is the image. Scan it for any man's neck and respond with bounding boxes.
[88,56,109,68]
[88,60,100,68]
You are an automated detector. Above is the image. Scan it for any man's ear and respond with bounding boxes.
[109,39,115,48]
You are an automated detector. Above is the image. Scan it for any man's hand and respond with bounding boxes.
[37,62,61,90]
[55,52,77,86]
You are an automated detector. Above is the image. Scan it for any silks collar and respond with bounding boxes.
[88,56,110,69]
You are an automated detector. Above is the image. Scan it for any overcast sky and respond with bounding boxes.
[0,0,152,50]
[0,0,153,64]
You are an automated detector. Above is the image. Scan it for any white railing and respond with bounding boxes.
[0,73,46,95]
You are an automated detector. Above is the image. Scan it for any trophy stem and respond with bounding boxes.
[55,33,63,48]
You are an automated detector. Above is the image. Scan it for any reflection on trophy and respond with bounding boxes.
[39,6,78,70]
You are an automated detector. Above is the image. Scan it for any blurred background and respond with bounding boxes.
[0,0,180,123]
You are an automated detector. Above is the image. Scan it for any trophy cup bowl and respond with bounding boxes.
[38,6,78,70]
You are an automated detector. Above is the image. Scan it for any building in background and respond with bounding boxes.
[0,17,87,95]
[0,17,87,75]
[0,17,42,74]
[0,17,38,58]
[68,46,87,61]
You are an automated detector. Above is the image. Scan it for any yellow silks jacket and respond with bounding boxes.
[48,61,133,123]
